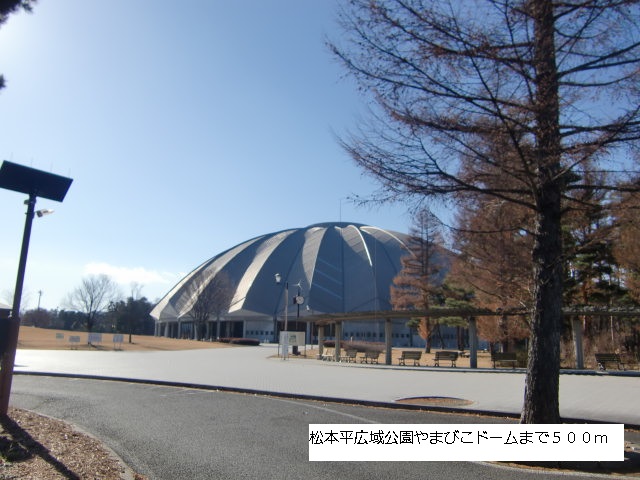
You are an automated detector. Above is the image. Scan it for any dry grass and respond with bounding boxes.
[17,326,234,352]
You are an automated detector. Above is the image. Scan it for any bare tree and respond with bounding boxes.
[331,0,640,423]
[186,271,234,340]
[65,274,120,342]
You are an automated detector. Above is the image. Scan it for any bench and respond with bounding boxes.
[491,352,517,369]
[340,349,358,363]
[399,350,422,366]
[319,348,335,361]
[595,353,626,371]
[360,351,381,364]
[434,350,458,367]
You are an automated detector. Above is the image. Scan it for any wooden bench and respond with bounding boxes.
[319,348,335,361]
[595,353,626,371]
[491,352,517,369]
[399,350,422,366]
[360,351,381,364]
[340,349,358,363]
[434,350,458,367]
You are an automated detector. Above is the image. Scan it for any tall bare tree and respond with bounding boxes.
[331,0,640,423]
[65,274,120,342]
[186,271,234,340]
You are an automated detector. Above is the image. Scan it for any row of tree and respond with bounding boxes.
[393,199,640,353]
[18,270,237,343]
[19,275,156,341]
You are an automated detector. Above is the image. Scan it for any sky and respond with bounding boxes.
[0,1,415,310]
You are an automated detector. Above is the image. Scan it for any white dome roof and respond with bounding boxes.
[151,222,410,321]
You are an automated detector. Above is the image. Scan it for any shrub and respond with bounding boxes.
[219,337,260,346]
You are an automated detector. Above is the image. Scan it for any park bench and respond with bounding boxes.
[434,350,458,367]
[399,350,422,366]
[340,349,358,363]
[595,353,626,371]
[360,351,381,364]
[491,352,517,369]
[319,348,335,361]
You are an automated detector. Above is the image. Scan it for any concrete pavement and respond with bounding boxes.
[13,344,640,425]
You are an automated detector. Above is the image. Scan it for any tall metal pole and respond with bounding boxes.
[284,282,288,332]
[0,194,36,415]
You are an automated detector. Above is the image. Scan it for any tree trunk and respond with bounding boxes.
[522,184,563,424]
[87,315,93,345]
[521,0,563,425]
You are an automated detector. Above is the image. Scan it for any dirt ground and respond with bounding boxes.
[1,407,140,480]
[16,326,235,352]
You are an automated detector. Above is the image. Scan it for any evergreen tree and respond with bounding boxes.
[391,209,447,352]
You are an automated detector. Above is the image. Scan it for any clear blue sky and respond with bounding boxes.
[0,1,413,310]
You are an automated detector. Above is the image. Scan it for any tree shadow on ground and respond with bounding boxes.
[0,414,81,479]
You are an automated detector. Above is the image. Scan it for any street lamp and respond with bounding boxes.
[0,161,72,416]
[274,273,288,358]
[274,274,305,358]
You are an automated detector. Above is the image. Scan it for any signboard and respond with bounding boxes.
[279,331,305,347]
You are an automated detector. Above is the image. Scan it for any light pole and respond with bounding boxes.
[274,273,288,359]
[274,273,288,331]
[275,274,305,358]
[0,161,72,416]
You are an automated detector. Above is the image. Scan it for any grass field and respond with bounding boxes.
[17,326,232,351]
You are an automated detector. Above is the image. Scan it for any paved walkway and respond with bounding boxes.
[13,345,640,425]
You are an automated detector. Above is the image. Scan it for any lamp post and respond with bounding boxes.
[275,274,305,358]
[274,273,288,359]
[274,273,288,331]
[0,161,72,416]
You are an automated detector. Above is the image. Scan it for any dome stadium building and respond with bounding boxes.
[151,222,441,346]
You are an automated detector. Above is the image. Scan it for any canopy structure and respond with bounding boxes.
[151,222,423,340]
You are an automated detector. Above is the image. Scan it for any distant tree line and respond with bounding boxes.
[20,275,156,339]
